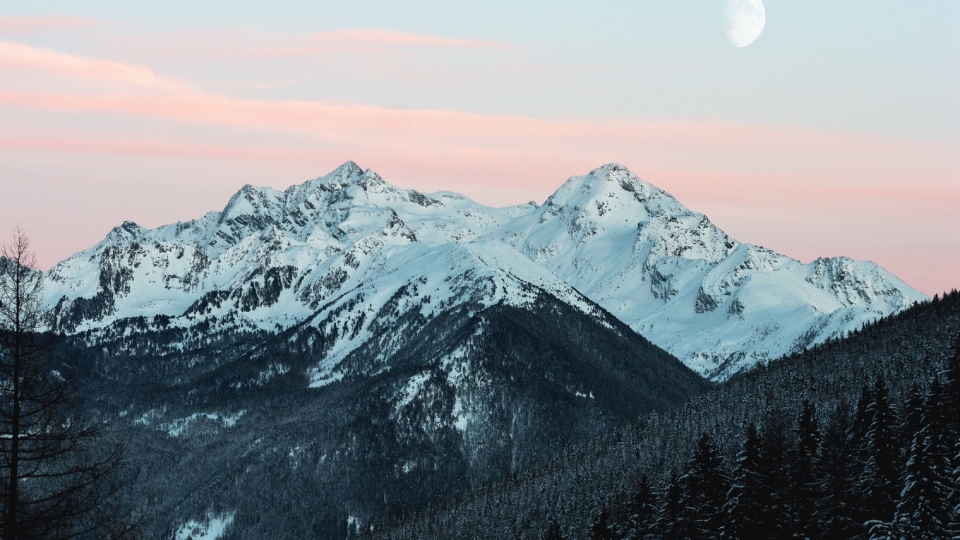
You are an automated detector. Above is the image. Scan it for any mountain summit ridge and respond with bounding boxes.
[43,162,925,380]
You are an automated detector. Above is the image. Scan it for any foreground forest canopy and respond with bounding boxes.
[369,291,960,540]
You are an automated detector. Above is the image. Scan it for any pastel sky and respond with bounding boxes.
[0,1,957,295]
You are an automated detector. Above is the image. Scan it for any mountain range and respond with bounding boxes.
[44,161,924,381]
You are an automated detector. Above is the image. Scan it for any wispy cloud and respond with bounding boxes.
[0,134,309,162]
[2,42,953,166]
[0,87,941,158]
[0,16,100,33]
[0,41,190,91]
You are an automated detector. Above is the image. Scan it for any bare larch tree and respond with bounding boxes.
[0,229,132,540]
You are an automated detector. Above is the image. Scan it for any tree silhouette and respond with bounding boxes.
[589,508,616,540]
[0,229,134,539]
[858,377,901,525]
[722,423,772,539]
[621,475,656,540]
[542,520,564,540]
[894,380,952,537]
[680,433,728,539]
[790,400,819,537]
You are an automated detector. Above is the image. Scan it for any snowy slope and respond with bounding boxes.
[500,164,925,378]
[42,162,926,380]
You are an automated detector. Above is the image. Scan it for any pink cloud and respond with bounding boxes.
[1,87,940,160]
[0,43,935,157]
[3,80,954,216]
[0,41,190,91]
[109,28,513,62]
[0,16,99,33]
[0,134,310,163]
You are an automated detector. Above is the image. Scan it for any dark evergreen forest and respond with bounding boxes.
[368,291,960,540]
[51,291,708,539]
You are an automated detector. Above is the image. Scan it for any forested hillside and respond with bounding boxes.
[53,290,707,539]
[369,291,960,539]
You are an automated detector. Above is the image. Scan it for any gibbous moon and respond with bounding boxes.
[724,0,765,48]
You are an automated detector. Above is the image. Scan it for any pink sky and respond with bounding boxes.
[1,31,958,296]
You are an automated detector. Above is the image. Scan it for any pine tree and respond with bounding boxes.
[590,508,617,540]
[543,520,564,540]
[943,335,960,537]
[759,412,792,540]
[814,400,862,539]
[895,380,953,539]
[0,230,133,539]
[722,423,771,540]
[791,400,820,538]
[680,433,728,539]
[656,472,685,540]
[873,380,952,539]
[621,475,656,540]
[858,377,901,525]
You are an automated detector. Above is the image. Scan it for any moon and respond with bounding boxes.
[724,0,765,48]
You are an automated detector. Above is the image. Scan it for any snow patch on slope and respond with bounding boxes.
[174,512,235,540]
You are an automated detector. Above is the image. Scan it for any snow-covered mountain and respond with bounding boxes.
[44,161,925,380]
[501,164,926,378]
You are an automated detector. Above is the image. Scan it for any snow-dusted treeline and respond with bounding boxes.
[368,291,960,540]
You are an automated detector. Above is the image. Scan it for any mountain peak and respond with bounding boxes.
[538,163,684,226]
[596,163,676,202]
[103,221,145,245]
[219,184,283,223]
[283,161,377,204]
[336,160,364,176]
[320,160,366,187]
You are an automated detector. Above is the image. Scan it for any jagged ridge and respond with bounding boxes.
[43,162,925,380]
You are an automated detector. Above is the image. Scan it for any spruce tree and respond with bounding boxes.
[622,475,656,540]
[722,423,771,539]
[589,508,617,540]
[680,433,728,539]
[902,386,925,448]
[858,377,901,525]
[943,335,960,537]
[814,400,862,539]
[759,411,792,539]
[852,384,875,447]
[943,335,960,436]
[873,380,952,539]
[952,443,960,540]
[543,520,564,540]
[791,400,820,538]
[656,472,684,540]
